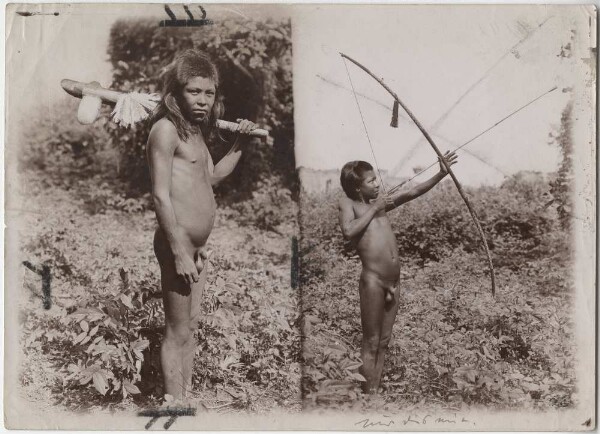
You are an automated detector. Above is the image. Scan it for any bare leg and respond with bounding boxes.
[358,271,385,394]
[372,284,400,391]
[181,256,206,399]
[155,230,206,401]
[160,268,192,400]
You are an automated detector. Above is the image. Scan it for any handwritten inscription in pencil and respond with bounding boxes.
[355,413,475,429]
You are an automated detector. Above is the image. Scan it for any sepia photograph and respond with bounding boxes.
[294,4,596,430]
[5,3,300,429]
[3,2,597,431]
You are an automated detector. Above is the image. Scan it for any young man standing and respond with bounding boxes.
[147,50,256,401]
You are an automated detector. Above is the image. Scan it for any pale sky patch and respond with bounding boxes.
[292,5,592,186]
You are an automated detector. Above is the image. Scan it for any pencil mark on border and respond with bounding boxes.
[138,407,196,430]
[23,261,52,309]
[16,11,59,16]
[160,4,214,27]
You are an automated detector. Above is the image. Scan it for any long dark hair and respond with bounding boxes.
[153,50,225,142]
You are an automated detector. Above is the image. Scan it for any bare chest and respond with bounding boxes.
[354,203,388,227]
[173,138,211,174]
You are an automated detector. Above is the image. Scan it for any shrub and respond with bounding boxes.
[300,172,567,274]
[19,99,116,184]
[106,18,295,197]
[546,103,574,229]
[300,174,575,410]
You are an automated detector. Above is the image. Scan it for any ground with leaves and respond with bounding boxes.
[18,171,301,414]
[300,177,577,413]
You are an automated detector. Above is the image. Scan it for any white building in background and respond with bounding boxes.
[298,166,550,196]
[298,167,407,195]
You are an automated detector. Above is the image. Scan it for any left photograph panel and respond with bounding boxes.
[5,4,299,429]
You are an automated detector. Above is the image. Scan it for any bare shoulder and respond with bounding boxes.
[148,118,179,152]
[338,196,355,212]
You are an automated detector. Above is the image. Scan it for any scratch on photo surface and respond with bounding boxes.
[215,5,250,20]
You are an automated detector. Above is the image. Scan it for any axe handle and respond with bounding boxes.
[61,79,122,103]
[61,79,270,139]
[215,120,268,138]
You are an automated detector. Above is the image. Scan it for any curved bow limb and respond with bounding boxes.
[341,52,496,296]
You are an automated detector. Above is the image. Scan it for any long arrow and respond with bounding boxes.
[389,16,553,177]
[386,85,558,194]
[341,52,497,296]
[319,74,508,177]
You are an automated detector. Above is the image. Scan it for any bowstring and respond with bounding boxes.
[342,57,387,194]
[386,85,558,195]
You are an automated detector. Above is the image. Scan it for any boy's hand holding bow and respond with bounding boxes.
[438,150,458,175]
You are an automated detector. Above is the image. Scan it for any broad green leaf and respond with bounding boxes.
[92,370,109,395]
[123,380,141,394]
[349,372,366,382]
[120,294,134,310]
[73,331,87,345]
[89,325,99,337]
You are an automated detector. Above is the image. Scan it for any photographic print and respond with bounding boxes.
[3,2,596,431]
[5,3,299,429]
[294,4,596,430]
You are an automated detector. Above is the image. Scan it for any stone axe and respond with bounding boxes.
[60,79,270,140]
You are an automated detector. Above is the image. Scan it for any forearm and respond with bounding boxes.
[342,206,378,239]
[212,150,242,184]
[408,171,446,199]
[385,171,446,211]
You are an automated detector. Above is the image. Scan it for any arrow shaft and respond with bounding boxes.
[390,16,553,176]
[387,85,558,194]
[341,52,496,296]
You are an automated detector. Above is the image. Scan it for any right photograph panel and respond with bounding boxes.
[294,5,596,430]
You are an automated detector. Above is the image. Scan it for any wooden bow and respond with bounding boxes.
[341,52,496,296]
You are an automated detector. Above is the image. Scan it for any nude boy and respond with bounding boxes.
[338,151,457,394]
[147,50,255,401]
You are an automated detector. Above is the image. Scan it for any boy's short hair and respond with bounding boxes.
[340,161,373,200]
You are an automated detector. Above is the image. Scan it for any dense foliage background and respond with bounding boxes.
[299,104,577,411]
[20,17,295,202]
[106,18,296,198]
[18,17,300,412]
[14,12,579,416]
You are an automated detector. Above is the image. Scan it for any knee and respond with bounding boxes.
[165,323,193,347]
[378,335,392,352]
[363,334,381,355]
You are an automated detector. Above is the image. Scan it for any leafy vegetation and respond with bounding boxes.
[19,100,117,186]
[19,170,300,411]
[546,103,574,229]
[15,11,578,416]
[299,172,576,411]
[17,15,299,412]
[106,17,295,197]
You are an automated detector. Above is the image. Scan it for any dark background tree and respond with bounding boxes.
[106,18,296,200]
[17,16,300,409]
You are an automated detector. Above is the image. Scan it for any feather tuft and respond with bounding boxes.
[111,93,160,128]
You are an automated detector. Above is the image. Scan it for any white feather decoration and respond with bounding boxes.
[111,92,160,128]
